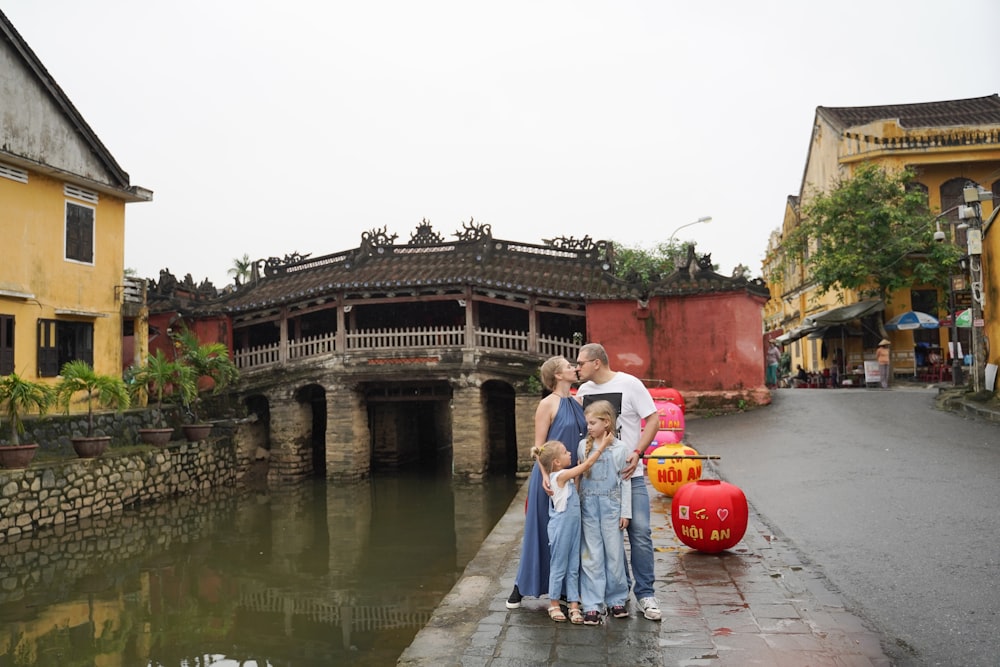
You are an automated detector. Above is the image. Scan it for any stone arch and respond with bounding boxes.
[482,379,517,476]
[295,384,328,478]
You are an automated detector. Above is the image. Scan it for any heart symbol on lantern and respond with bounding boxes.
[717,508,729,522]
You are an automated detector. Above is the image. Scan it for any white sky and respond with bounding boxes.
[4,1,998,287]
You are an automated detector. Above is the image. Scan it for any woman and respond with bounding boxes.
[506,355,588,609]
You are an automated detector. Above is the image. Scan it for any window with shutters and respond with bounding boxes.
[0,315,13,375]
[37,319,93,377]
[65,201,95,263]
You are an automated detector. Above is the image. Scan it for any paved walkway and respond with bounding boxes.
[398,390,998,666]
[399,470,891,667]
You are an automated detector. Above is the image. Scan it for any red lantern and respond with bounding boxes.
[649,386,685,414]
[671,479,748,553]
[646,444,702,496]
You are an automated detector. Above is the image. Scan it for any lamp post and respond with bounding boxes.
[668,216,712,245]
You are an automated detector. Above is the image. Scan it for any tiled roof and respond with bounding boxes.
[150,222,769,316]
[818,94,1000,129]
[209,225,626,314]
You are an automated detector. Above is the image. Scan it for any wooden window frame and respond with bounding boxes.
[65,200,95,264]
[0,314,13,375]
[37,318,93,377]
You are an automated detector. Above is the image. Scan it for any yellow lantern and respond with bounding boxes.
[646,443,702,497]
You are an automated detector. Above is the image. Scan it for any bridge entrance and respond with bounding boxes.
[365,382,453,472]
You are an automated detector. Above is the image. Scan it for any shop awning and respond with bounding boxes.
[804,299,884,327]
[775,324,819,344]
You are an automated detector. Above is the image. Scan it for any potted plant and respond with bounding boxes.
[173,328,239,441]
[0,372,54,468]
[128,350,196,446]
[54,360,131,458]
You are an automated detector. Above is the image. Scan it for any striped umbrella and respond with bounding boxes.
[885,311,939,331]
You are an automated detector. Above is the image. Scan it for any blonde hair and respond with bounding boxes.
[538,356,565,391]
[582,400,617,473]
[530,440,564,470]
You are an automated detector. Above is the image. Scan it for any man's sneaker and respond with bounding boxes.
[505,585,522,609]
[638,597,661,621]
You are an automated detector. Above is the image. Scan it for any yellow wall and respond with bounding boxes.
[0,166,127,385]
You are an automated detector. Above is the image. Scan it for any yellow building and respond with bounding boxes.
[0,11,151,387]
[764,95,1000,387]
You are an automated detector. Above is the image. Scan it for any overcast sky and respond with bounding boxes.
[5,1,998,288]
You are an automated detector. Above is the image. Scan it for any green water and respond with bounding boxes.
[0,470,518,666]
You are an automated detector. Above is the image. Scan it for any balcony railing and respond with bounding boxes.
[234,326,579,371]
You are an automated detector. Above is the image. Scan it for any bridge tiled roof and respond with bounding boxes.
[213,223,628,314]
[150,221,769,315]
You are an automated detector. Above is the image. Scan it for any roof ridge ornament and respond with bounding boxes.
[544,235,600,251]
[361,226,398,250]
[410,218,444,246]
[454,218,491,242]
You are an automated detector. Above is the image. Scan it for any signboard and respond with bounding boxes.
[863,361,880,384]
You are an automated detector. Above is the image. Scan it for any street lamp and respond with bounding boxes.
[668,216,712,245]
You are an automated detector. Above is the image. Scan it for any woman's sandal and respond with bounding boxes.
[547,606,567,622]
[568,608,584,624]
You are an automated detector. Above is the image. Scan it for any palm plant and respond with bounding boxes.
[228,253,253,286]
[172,328,239,424]
[128,350,196,428]
[54,360,131,437]
[0,372,54,445]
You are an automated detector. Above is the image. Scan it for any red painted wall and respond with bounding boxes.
[586,292,768,391]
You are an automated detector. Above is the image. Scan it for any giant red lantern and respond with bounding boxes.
[646,443,701,496]
[649,386,685,414]
[670,479,748,553]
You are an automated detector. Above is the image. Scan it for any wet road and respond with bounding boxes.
[687,386,1000,667]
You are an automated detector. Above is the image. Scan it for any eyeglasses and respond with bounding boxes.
[575,359,597,366]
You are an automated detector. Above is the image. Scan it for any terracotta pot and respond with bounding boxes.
[0,443,39,469]
[72,436,110,459]
[138,428,174,446]
[181,424,212,442]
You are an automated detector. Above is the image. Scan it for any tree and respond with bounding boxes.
[228,254,253,285]
[613,239,706,290]
[785,163,961,308]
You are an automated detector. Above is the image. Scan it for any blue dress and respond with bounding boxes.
[513,396,586,597]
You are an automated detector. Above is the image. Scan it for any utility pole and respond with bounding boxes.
[962,184,991,393]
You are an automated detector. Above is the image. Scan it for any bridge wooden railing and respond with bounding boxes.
[234,326,579,371]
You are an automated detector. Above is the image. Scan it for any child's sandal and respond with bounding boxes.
[568,608,584,624]
[548,606,567,622]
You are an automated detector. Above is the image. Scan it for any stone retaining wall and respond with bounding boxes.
[0,437,239,543]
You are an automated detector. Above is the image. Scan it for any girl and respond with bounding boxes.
[577,400,632,625]
[531,432,613,624]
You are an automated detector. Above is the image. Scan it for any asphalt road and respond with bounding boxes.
[685,386,1000,667]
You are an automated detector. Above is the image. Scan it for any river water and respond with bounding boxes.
[0,467,519,666]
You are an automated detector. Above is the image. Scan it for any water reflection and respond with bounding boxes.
[0,468,518,666]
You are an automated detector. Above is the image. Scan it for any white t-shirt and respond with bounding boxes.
[576,371,657,480]
[549,471,573,512]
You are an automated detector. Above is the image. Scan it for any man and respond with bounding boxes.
[575,343,662,621]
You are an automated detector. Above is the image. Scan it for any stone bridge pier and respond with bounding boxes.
[238,365,541,483]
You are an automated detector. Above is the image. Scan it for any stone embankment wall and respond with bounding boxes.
[0,437,240,543]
